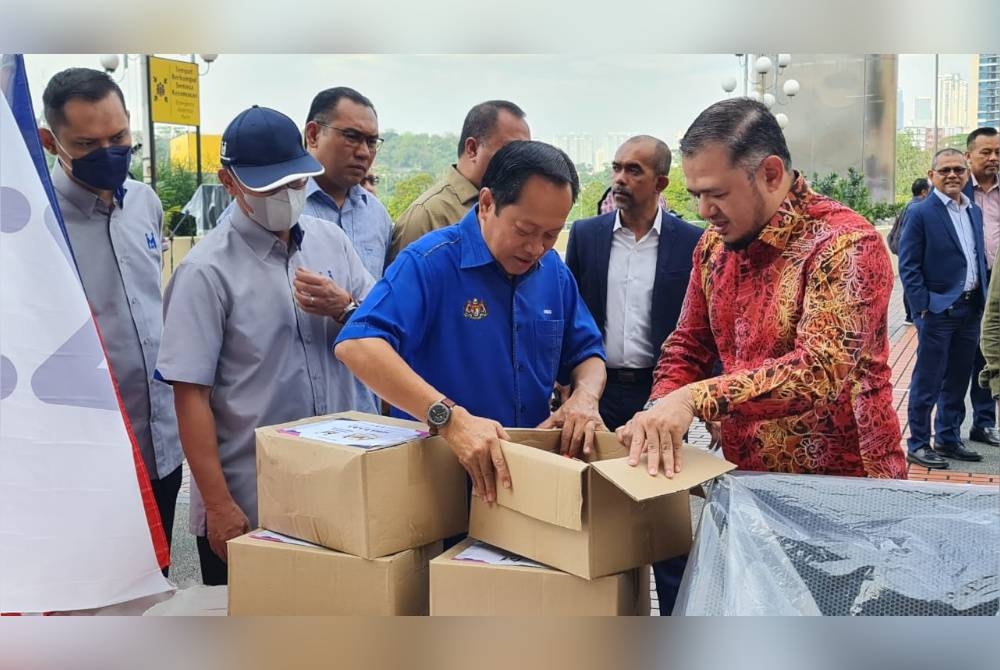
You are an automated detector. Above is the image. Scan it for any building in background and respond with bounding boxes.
[913,96,933,127]
[978,54,999,128]
[168,132,222,173]
[937,73,969,131]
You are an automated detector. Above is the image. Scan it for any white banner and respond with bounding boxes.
[0,80,171,612]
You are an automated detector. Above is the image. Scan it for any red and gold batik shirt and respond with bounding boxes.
[651,174,906,479]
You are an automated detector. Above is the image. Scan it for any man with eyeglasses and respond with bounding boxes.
[964,127,1000,449]
[362,172,380,196]
[39,67,184,573]
[156,106,376,585]
[899,148,988,469]
[302,87,392,281]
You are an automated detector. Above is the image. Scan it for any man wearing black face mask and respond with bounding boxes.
[38,67,184,573]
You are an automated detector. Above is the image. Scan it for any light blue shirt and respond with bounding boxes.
[934,189,979,291]
[302,178,392,279]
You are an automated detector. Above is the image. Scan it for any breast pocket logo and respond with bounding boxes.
[464,298,488,320]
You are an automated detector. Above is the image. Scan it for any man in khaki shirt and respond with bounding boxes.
[387,100,530,262]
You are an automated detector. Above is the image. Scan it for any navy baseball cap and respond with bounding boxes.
[220,105,323,191]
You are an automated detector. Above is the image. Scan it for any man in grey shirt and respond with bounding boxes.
[156,106,375,585]
[38,68,183,570]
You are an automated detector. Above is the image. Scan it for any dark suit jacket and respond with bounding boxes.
[898,190,988,314]
[565,209,703,361]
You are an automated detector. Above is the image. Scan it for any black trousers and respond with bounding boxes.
[196,535,229,586]
[151,465,182,578]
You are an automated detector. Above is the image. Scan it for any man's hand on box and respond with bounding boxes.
[616,386,695,478]
[439,406,512,503]
[537,383,606,458]
[206,499,251,562]
[705,419,722,451]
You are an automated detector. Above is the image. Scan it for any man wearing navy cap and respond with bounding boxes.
[156,106,377,585]
[335,141,607,503]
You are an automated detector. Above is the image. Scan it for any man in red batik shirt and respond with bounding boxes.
[618,97,907,482]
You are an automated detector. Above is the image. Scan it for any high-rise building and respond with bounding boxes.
[937,73,969,131]
[978,53,999,128]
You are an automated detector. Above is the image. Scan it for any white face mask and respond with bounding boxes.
[240,183,307,233]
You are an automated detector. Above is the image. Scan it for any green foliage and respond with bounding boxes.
[810,168,903,223]
[896,133,932,204]
[377,131,457,178]
[567,180,609,223]
[664,167,700,223]
[386,172,435,220]
[155,161,198,237]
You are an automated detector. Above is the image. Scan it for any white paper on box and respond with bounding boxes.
[454,541,547,569]
[248,529,324,549]
[278,417,427,449]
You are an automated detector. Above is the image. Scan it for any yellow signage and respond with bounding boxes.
[149,56,200,126]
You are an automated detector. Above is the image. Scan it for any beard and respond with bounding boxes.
[722,183,770,251]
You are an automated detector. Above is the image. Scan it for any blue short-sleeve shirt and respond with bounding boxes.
[336,207,605,427]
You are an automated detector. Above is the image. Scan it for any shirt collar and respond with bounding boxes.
[933,187,971,209]
[305,176,368,209]
[756,171,811,251]
[448,165,480,206]
[612,207,662,236]
[229,205,304,260]
[971,173,1000,193]
[52,162,127,214]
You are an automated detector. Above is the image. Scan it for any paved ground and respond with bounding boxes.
[164,273,1000,609]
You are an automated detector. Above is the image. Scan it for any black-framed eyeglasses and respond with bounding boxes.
[934,166,967,176]
[363,174,380,185]
[315,121,384,152]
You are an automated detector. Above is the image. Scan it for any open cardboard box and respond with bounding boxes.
[469,429,735,579]
[430,538,649,616]
[256,411,467,559]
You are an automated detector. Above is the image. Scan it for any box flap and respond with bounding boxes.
[494,439,587,531]
[589,446,735,502]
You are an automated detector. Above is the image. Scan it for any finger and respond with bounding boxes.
[211,535,227,562]
[582,420,596,458]
[495,423,511,442]
[670,425,685,474]
[627,422,646,466]
[480,445,498,503]
[490,440,512,490]
[537,413,558,429]
[646,428,662,476]
[659,429,675,478]
[467,462,486,502]
[566,416,587,458]
[559,416,575,455]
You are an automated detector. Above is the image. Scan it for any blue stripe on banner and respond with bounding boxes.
[2,53,78,271]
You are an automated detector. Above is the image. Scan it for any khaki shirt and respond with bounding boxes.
[980,264,1000,398]
[388,165,478,264]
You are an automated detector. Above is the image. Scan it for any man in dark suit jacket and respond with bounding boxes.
[899,148,987,469]
[566,135,703,430]
[566,135,702,617]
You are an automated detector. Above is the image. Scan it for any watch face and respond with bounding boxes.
[428,402,450,426]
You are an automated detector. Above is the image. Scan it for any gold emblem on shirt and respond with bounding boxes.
[464,298,488,320]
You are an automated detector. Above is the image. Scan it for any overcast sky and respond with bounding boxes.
[23,53,978,142]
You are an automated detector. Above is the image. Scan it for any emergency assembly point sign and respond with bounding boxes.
[150,56,200,126]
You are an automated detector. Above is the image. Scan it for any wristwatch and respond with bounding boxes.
[336,298,360,324]
[427,397,456,435]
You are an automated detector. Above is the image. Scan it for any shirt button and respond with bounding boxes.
[143,337,152,346]
[517,363,525,372]
[131,297,139,305]
[304,336,312,344]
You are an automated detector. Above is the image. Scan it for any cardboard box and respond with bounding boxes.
[257,411,467,558]
[227,530,442,615]
[430,538,649,615]
[469,429,735,580]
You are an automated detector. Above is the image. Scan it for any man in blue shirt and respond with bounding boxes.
[301,86,392,279]
[336,141,607,502]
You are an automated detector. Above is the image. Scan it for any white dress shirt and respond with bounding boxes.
[934,189,979,291]
[605,208,661,369]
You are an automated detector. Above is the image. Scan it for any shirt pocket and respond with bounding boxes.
[533,318,564,380]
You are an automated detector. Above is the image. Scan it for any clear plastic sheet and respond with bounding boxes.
[675,472,999,615]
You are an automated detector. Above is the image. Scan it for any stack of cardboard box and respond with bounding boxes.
[227,412,733,616]
[228,412,467,615]
[431,428,734,615]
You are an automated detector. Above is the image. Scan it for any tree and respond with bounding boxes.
[896,133,932,204]
[155,161,198,237]
[386,172,435,220]
[664,167,700,223]
[810,168,903,224]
